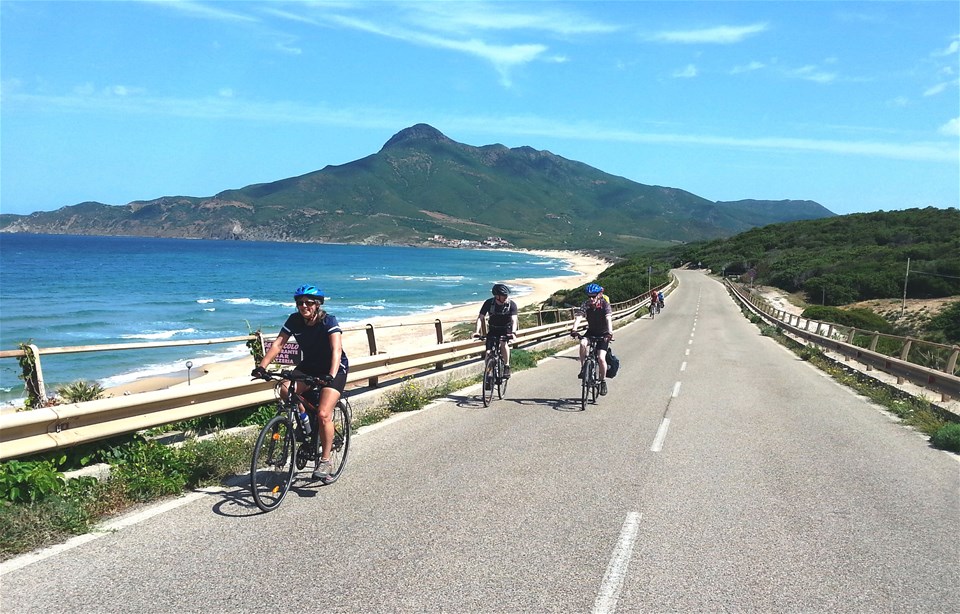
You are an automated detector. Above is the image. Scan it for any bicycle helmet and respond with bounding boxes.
[492,283,510,296]
[586,283,603,296]
[294,284,324,300]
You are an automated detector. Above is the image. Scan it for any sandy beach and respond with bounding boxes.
[104,250,610,396]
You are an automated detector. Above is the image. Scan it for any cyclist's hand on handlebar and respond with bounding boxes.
[251,366,268,380]
[604,333,614,342]
[321,374,335,385]
[570,331,579,338]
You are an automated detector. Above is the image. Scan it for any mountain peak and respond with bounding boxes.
[381,124,454,150]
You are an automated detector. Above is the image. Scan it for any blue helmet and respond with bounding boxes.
[294,284,324,299]
[586,283,603,296]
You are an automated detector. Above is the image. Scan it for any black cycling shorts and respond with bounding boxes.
[292,365,348,395]
[584,334,610,353]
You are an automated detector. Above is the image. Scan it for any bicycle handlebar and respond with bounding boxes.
[570,332,613,341]
[252,369,331,387]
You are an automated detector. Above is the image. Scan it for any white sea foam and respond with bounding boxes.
[197,298,214,304]
[120,328,198,340]
[384,275,465,282]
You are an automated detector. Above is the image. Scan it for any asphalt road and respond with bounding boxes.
[3,270,958,613]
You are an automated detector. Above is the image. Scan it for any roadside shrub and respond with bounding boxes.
[105,439,191,501]
[384,378,430,413]
[930,422,960,453]
[55,381,106,404]
[0,460,66,504]
[802,306,893,334]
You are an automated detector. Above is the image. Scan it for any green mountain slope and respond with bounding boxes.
[0,124,835,250]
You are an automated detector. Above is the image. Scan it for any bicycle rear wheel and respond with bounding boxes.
[481,357,496,407]
[250,415,296,512]
[323,399,352,484]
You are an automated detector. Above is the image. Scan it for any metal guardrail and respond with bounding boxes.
[726,281,960,403]
[0,282,669,460]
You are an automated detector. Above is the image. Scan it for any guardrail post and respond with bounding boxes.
[537,307,544,327]
[897,338,913,384]
[365,324,379,388]
[866,332,880,371]
[26,344,47,407]
[434,319,445,371]
[945,348,959,402]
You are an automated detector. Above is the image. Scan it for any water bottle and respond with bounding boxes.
[299,409,312,435]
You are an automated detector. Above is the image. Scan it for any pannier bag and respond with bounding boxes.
[606,350,621,378]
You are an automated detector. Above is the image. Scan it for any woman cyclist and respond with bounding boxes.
[252,284,349,480]
[570,283,614,395]
[474,283,519,378]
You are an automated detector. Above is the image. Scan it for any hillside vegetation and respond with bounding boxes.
[677,207,960,305]
[0,124,832,251]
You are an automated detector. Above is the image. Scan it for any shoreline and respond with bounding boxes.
[102,249,609,397]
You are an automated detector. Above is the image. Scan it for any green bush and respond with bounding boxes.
[55,381,106,403]
[930,422,960,453]
[384,378,430,413]
[0,460,66,504]
[801,305,893,333]
[106,440,191,501]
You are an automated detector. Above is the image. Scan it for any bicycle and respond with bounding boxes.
[649,300,659,318]
[249,369,352,512]
[572,333,606,411]
[475,334,511,407]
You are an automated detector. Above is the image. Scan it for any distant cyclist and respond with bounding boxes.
[649,289,660,315]
[570,283,614,395]
[474,283,519,378]
[657,290,665,310]
[252,284,348,479]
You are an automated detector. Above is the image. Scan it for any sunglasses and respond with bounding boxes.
[296,300,318,307]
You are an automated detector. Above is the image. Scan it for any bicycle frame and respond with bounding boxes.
[576,334,603,410]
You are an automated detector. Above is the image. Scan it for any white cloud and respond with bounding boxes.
[790,65,837,83]
[933,35,959,57]
[673,64,698,78]
[403,2,620,35]
[9,90,957,164]
[939,117,960,137]
[731,61,765,74]
[650,23,768,44]
[924,82,949,96]
[144,0,258,23]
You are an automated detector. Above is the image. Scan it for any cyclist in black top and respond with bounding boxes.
[474,283,519,378]
[570,283,614,395]
[253,284,348,479]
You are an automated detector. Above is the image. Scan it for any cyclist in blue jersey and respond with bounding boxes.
[253,284,349,479]
[474,283,519,378]
[570,283,614,395]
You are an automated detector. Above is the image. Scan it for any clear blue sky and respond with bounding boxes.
[2,1,958,217]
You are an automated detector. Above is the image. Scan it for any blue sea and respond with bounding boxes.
[0,234,577,404]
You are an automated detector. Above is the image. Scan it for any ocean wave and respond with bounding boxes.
[224,298,252,304]
[197,298,214,304]
[120,327,198,341]
[203,308,216,312]
[349,304,386,311]
[383,275,465,282]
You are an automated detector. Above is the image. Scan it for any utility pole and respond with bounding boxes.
[901,257,910,317]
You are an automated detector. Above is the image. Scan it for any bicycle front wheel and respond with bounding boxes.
[323,399,352,484]
[481,357,496,407]
[250,415,296,512]
[580,359,593,411]
[496,358,507,399]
